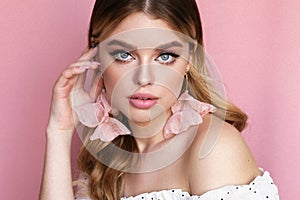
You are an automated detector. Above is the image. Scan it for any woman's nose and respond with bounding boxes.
[137,64,154,86]
[136,52,154,86]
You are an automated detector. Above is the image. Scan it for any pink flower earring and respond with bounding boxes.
[163,70,217,137]
[74,90,131,142]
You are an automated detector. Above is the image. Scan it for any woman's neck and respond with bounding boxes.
[128,109,173,153]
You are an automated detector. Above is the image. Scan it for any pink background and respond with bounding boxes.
[0,0,299,199]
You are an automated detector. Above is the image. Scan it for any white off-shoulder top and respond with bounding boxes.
[73,168,279,200]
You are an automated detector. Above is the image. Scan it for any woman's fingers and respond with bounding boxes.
[54,46,102,98]
[78,46,99,62]
[69,60,101,69]
[71,61,101,91]
[71,46,101,91]
[48,45,102,133]
[55,66,87,90]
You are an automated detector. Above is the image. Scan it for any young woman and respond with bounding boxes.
[39,0,279,199]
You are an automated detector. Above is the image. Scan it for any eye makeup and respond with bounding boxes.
[108,49,180,65]
[105,38,185,65]
[155,51,179,65]
[109,49,135,63]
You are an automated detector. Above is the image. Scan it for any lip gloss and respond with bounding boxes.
[129,93,158,109]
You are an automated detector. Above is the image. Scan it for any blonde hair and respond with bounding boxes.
[74,0,248,199]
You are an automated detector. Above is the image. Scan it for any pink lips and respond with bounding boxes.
[129,93,158,109]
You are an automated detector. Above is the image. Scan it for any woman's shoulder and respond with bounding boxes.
[187,113,261,195]
[121,169,279,200]
[74,170,279,200]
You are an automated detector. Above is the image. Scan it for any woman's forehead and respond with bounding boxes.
[108,12,172,36]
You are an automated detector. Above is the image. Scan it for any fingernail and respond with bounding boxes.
[90,42,99,49]
[79,65,90,70]
[92,61,101,66]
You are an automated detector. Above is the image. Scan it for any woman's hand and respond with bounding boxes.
[47,46,102,135]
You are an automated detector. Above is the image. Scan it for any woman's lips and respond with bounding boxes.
[129,93,158,109]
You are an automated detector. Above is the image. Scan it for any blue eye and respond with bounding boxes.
[110,50,134,62]
[156,53,179,64]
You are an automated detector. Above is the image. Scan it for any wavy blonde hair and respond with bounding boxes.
[73,0,248,199]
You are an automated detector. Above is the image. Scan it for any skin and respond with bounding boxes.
[40,47,101,199]
[103,13,261,197]
[40,12,261,199]
[99,13,192,151]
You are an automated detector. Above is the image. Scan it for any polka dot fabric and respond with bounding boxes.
[74,169,279,200]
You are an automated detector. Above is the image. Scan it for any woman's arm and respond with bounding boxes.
[39,47,100,200]
[39,129,75,200]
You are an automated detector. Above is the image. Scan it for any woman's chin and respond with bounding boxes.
[126,108,168,124]
[127,114,153,126]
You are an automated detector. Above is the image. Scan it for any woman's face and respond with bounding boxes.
[98,12,191,125]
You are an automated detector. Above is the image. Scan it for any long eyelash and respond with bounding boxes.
[108,50,179,64]
[163,52,180,58]
[109,50,134,63]
[115,60,129,63]
[157,51,180,65]
[159,51,180,58]
[109,49,131,57]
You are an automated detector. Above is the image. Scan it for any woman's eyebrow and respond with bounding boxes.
[107,40,183,50]
[156,41,183,50]
[107,40,137,50]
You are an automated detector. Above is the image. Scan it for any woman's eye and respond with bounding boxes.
[156,53,179,64]
[110,50,134,62]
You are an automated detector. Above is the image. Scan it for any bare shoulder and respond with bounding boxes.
[187,113,261,195]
